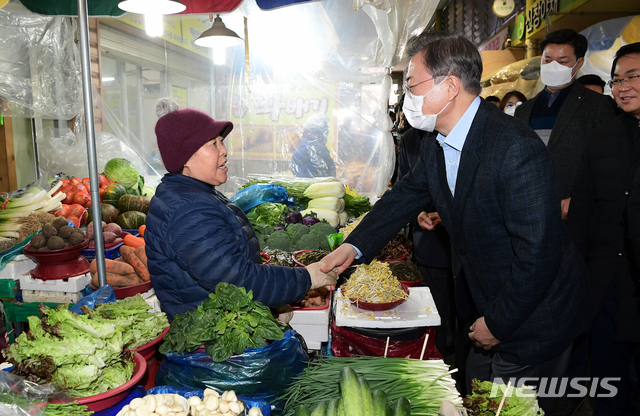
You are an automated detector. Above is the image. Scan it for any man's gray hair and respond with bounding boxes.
[406,31,483,96]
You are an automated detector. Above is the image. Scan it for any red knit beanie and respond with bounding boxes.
[155,98,233,173]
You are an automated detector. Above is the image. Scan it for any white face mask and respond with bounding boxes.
[403,78,450,132]
[540,60,579,89]
[503,101,522,116]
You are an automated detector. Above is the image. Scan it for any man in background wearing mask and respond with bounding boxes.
[515,29,616,220]
[321,30,590,414]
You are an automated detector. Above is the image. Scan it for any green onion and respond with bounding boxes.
[280,357,463,416]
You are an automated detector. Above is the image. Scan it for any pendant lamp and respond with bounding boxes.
[118,0,186,15]
[195,14,244,48]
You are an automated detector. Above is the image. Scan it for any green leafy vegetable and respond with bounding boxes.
[343,193,372,218]
[103,158,140,189]
[159,282,288,362]
[463,379,544,415]
[246,202,292,227]
[43,402,94,416]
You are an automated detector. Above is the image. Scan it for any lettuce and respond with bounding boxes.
[103,158,140,189]
[463,379,544,415]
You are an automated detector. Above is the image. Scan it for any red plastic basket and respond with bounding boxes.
[50,352,147,412]
[133,327,170,360]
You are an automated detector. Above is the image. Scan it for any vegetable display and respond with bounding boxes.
[257,221,337,252]
[103,158,144,195]
[463,379,544,416]
[2,304,135,397]
[89,245,150,288]
[291,367,412,416]
[342,260,408,304]
[29,217,85,251]
[280,357,462,416]
[159,282,287,362]
[343,186,372,218]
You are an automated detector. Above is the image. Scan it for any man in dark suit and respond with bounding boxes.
[322,31,591,413]
[567,42,640,416]
[515,29,617,220]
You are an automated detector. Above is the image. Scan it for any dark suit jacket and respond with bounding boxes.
[567,113,640,343]
[397,127,451,268]
[515,82,617,199]
[346,100,591,365]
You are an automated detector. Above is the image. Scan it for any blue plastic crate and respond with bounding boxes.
[82,242,124,263]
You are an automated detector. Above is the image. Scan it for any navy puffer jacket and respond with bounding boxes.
[145,174,311,321]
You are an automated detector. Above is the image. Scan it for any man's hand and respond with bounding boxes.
[320,244,357,274]
[561,197,571,221]
[469,317,501,350]
[306,261,338,290]
[417,211,442,230]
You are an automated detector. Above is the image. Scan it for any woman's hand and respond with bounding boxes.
[306,262,338,290]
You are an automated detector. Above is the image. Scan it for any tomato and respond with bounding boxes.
[67,215,80,228]
[56,205,71,217]
[68,203,86,218]
[73,191,91,207]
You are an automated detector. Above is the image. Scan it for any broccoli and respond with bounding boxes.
[286,223,311,244]
[294,233,321,251]
[265,230,293,252]
[308,221,336,251]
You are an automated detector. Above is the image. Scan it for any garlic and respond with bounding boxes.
[130,398,146,410]
[203,388,219,398]
[248,407,263,416]
[135,404,150,416]
[204,394,219,411]
[227,401,241,415]
[188,397,202,407]
[217,401,229,414]
[145,395,158,413]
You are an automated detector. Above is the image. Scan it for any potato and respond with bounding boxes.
[104,222,122,237]
[52,217,69,230]
[46,236,65,250]
[42,224,58,239]
[30,234,47,249]
[58,225,75,240]
[102,231,117,244]
[68,231,85,246]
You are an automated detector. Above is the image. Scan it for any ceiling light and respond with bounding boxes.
[118,0,186,15]
[195,14,243,48]
[145,14,164,37]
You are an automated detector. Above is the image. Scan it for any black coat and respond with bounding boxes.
[346,99,591,365]
[567,113,640,343]
[515,82,617,199]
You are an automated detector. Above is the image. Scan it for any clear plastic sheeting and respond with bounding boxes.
[580,15,640,94]
[36,126,147,180]
[0,0,82,119]
[481,56,542,100]
[222,0,434,198]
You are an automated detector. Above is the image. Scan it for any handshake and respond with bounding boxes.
[305,262,339,290]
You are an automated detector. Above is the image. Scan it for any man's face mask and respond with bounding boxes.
[540,59,579,89]
[402,77,450,132]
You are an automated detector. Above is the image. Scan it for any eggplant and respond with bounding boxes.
[302,216,320,226]
[285,211,303,224]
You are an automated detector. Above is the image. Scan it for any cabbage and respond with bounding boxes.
[103,158,140,189]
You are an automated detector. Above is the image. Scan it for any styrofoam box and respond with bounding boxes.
[19,273,91,293]
[290,301,331,350]
[21,289,83,304]
[0,255,36,280]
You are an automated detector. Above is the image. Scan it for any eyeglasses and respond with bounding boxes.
[403,77,434,95]
[607,73,640,89]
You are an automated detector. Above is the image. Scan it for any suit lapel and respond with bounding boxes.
[548,83,587,149]
[433,140,454,227]
[450,102,487,221]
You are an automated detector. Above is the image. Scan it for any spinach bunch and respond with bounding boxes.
[159,282,287,362]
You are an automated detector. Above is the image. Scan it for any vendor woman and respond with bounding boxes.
[145,99,337,321]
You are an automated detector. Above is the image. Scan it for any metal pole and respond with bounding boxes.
[76,0,107,287]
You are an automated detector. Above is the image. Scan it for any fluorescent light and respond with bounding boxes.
[118,0,185,15]
[213,48,226,66]
[102,77,115,82]
[145,14,163,37]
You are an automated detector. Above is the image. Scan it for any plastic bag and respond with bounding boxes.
[230,184,289,213]
[147,386,271,416]
[0,232,38,272]
[0,371,53,416]
[69,284,116,314]
[155,330,308,413]
[330,320,441,360]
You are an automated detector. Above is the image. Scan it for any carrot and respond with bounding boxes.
[105,272,140,287]
[124,234,145,248]
[120,246,150,282]
[104,258,136,275]
[134,246,148,269]
[138,224,146,237]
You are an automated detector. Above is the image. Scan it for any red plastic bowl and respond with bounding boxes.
[50,352,147,412]
[113,281,153,299]
[377,248,409,263]
[348,283,410,311]
[133,327,170,360]
[23,240,88,263]
[398,279,422,288]
[23,240,90,280]
[291,294,331,311]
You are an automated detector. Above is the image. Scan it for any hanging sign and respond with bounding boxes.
[526,0,558,34]
[492,0,515,18]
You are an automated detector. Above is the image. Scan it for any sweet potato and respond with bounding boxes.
[134,246,148,269]
[120,246,150,282]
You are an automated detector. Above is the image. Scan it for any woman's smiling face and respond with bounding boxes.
[182,136,228,186]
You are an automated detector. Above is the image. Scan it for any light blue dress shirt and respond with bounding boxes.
[436,96,481,196]
[349,96,482,259]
